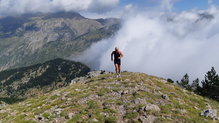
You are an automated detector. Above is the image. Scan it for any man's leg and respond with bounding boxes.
[115,64,119,73]
[115,64,119,78]
[118,65,121,73]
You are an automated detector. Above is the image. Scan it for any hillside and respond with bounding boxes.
[0,11,120,71]
[0,58,90,103]
[0,72,219,123]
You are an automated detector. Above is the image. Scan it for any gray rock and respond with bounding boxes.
[53,92,61,97]
[161,94,169,100]
[35,116,44,121]
[70,70,110,85]
[61,97,66,100]
[201,109,218,120]
[133,98,147,105]
[75,89,82,92]
[70,77,86,84]
[121,90,129,95]
[66,112,75,119]
[88,70,109,77]
[92,118,99,122]
[144,104,161,112]
[0,101,7,108]
[67,98,72,101]
[77,94,99,104]
[54,108,63,115]
[138,115,156,123]
[179,109,187,115]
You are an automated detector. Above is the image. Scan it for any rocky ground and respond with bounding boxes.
[0,71,219,123]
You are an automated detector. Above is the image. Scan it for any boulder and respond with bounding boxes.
[70,70,110,84]
[54,108,63,115]
[0,101,7,108]
[133,98,147,105]
[65,112,75,119]
[144,104,161,112]
[70,77,86,84]
[35,116,44,121]
[138,115,156,123]
[161,94,169,100]
[121,90,129,95]
[87,70,109,78]
[201,109,218,120]
[178,109,187,115]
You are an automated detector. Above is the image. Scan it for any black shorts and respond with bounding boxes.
[114,59,121,65]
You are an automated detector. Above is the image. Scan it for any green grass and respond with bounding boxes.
[124,112,139,119]
[0,113,8,119]
[67,114,82,123]
[87,100,100,109]
[1,72,219,122]
[105,116,117,123]
[97,88,111,96]
[43,112,50,119]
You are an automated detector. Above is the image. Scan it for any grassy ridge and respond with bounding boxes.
[0,72,218,122]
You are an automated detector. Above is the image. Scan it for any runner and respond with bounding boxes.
[111,47,124,77]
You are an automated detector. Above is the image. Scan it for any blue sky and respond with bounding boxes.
[119,0,219,11]
[1,0,219,18]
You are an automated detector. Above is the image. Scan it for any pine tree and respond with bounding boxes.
[177,73,190,89]
[200,67,219,101]
[191,78,200,92]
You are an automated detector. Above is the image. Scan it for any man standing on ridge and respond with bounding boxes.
[111,47,124,77]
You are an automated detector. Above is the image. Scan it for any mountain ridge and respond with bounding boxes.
[0,58,90,104]
[0,71,219,122]
[0,11,120,71]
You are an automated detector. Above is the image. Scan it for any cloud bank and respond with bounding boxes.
[78,6,219,81]
[0,0,119,16]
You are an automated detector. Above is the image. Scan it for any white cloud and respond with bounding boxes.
[0,0,119,16]
[77,7,219,81]
[125,4,134,10]
[160,0,179,11]
[81,3,135,19]
[208,0,213,4]
[161,0,173,11]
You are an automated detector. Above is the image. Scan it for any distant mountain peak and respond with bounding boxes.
[0,11,120,71]
[42,11,85,20]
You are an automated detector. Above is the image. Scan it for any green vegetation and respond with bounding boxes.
[199,67,219,101]
[0,97,25,104]
[0,58,90,103]
[87,100,99,109]
[97,88,111,96]
[124,112,138,119]
[176,67,219,102]
[42,112,50,119]
[0,72,219,123]
[177,73,190,89]
[104,116,117,123]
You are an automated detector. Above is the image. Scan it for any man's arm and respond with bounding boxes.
[119,51,124,58]
[111,51,114,61]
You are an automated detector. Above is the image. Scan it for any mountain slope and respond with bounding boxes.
[0,72,218,122]
[0,58,90,103]
[0,12,120,71]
